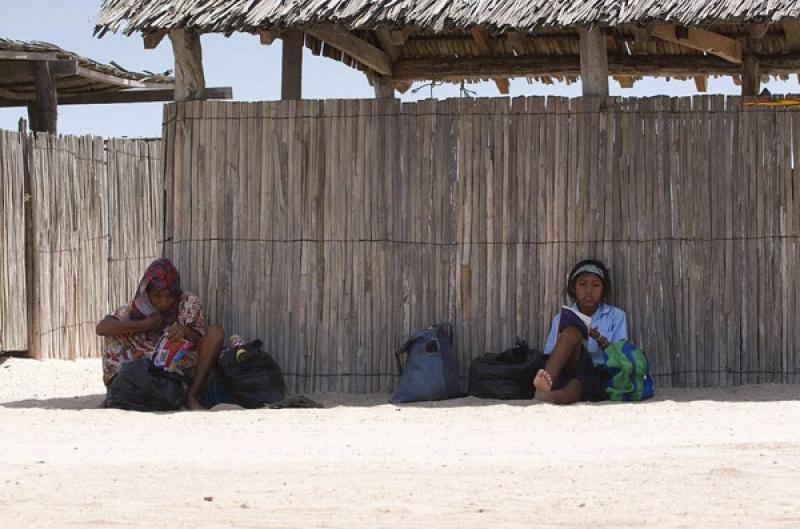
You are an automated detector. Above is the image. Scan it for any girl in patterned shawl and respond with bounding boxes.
[96,258,223,410]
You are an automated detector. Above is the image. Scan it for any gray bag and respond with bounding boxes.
[391,323,462,403]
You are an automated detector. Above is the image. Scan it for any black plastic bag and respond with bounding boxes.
[468,340,546,400]
[105,357,187,411]
[217,339,286,408]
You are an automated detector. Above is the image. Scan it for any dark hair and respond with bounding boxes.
[566,259,611,302]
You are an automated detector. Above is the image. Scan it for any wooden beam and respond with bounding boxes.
[494,78,510,94]
[470,29,510,94]
[168,30,206,101]
[749,24,770,40]
[74,65,169,89]
[282,29,303,100]
[616,75,635,88]
[32,61,57,134]
[0,59,77,82]
[634,26,653,43]
[579,28,609,96]
[742,53,760,96]
[0,50,58,61]
[392,54,800,80]
[783,20,800,51]
[390,28,415,46]
[306,26,392,76]
[0,87,28,100]
[143,30,167,49]
[694,75,708,92]
[651,24,743,64]
[0,87,232,108]
[393,80,412,94]
[505,32,528,54]
[259,29,282,45]
[471,28,495,55]
[375,29,401,61]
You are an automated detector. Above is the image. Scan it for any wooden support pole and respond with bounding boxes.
[26,103,38,131]
[370,74,395,98]
[281,29,303,100]
[579,28,609,97]
[742,53,761,96]
[32,61,57,134]
[168,30,206,101]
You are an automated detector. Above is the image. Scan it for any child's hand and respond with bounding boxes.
[166,322,190,342]
[141,313,162,331]
[589,328,611,350]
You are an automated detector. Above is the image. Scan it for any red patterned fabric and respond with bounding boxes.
[129,258,182,334]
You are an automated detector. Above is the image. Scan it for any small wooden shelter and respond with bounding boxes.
[95,0,800,100]
[0,38,231,134]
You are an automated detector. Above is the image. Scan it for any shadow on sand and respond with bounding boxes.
[1,394,106,410]
[1,384,797,411]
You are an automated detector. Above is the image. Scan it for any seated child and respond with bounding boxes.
[95,258,223,410]
[534,259,628,404]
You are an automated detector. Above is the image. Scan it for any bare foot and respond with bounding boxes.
[533,369,554,402]
[185,394,205,411]
[534,369,552,391]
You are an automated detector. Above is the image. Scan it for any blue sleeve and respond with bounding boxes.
[610,309,628,343]
[543,313,560,354]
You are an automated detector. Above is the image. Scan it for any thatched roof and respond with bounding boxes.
[0,37,174,106]
[93,1,800,87]
[94,1,800,35]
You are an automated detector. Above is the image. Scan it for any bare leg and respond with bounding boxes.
[548,379,584,405]
[534,325,584,403]
[186,324,224,410]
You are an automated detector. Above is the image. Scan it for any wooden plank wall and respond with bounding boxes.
[106,138,165,312]
[27,134,108,359]
[0,130,28,350]
[162,96,800,392]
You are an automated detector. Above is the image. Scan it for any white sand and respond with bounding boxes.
[1,357,799,529]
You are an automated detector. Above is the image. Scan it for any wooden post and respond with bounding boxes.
[578,28,609,97]
[26,104,38,132]
[169,30,206,101]
[282,29,303,100]
[32,62,57,134]
[742,53,761,96]
[370,74,395,99]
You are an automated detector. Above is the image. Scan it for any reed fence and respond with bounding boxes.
[0,131,162,359]
[162,96,800,393]
[0,130,27,351]
[106,138,164,311]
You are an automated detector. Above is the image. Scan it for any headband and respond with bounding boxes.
[569,264,606,283]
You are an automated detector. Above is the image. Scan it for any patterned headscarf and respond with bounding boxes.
[129,258,182,334]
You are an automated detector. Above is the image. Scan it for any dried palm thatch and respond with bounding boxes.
[94,1,800,93]
[94,0,800,36]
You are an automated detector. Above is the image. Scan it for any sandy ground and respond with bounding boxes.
[1,357,799,529]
